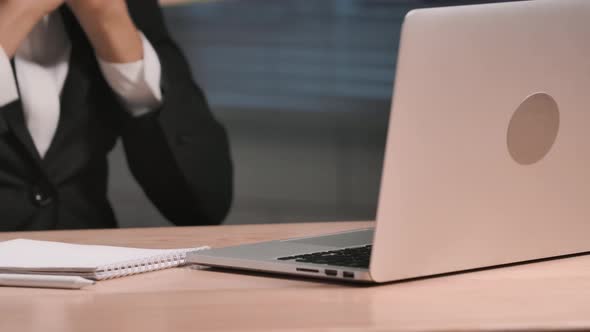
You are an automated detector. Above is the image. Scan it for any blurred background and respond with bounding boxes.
[109,0,518,227]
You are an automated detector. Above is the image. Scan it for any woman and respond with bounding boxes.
[0,0,233,231]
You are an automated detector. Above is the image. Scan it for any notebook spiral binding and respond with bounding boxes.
[95,249,195,280]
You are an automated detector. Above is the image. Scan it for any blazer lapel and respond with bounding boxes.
[0,112,7,136]
[2,100,42,163]
[2,58,42,163]
[40,6,92,164]
[42,47,91,164]
[0,59,15,136]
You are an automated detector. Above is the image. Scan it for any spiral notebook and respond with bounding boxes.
[0,239,209,280]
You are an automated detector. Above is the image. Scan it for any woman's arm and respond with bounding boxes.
[117,0,233,226]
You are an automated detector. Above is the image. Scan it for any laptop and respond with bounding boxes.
[187,0,590,283]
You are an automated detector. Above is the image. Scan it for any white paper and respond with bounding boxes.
[0,239,207,272]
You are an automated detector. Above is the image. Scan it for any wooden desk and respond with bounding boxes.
[1,222,590,332]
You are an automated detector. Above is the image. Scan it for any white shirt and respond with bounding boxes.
[0,12,163,158]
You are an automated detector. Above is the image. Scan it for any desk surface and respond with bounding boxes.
[1,222,590,332]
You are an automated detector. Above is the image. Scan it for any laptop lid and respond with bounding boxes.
[370,0,590,282]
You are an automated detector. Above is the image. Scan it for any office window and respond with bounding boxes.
[110,0,522,226]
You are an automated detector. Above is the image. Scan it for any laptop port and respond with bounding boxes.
[343,271,354,279]
[325,269,338,276]
[296,268,319,273]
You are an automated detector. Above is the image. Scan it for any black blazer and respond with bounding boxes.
[0,1,233,231]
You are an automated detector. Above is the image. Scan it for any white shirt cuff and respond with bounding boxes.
[97,32,163,117]
[0,46,20,108]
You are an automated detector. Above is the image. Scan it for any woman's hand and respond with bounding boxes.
[65,0,143,63]
[0,0,65,57]
[66,0,128,20]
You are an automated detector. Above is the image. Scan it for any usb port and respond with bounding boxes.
[343,271,354,279]
[325,269,337,276]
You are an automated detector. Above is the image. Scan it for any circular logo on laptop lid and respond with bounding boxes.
[507,92,560,165]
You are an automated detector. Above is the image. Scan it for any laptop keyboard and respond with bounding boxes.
[277,245,372,268]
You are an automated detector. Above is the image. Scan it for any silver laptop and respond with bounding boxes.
[187,0,590,283]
